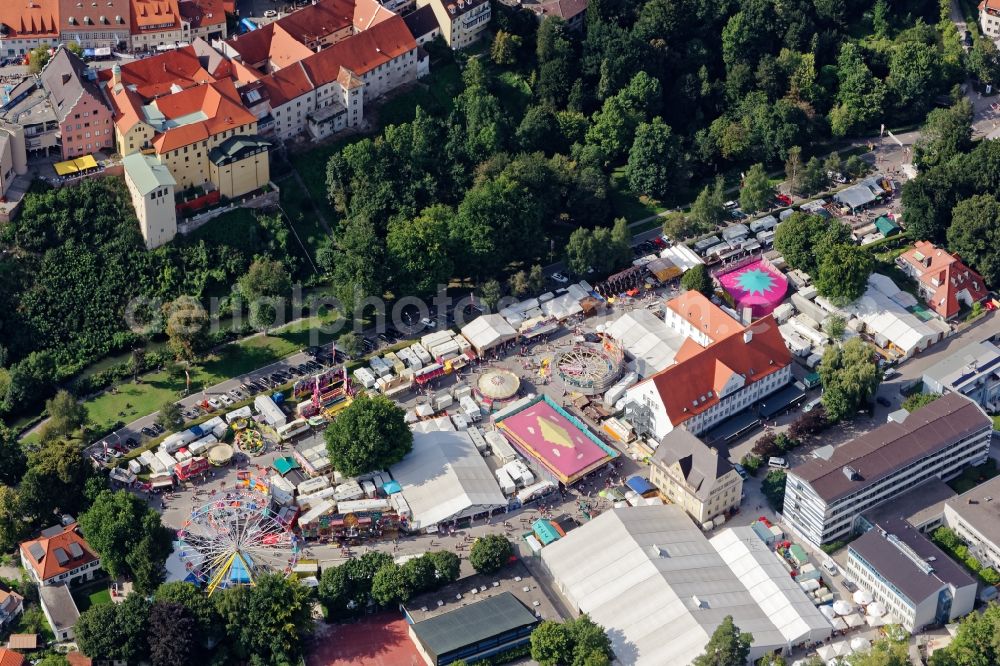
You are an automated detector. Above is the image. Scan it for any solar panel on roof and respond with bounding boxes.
[53,548,69,566]
[68,542,84,559]
[28,543,44,561]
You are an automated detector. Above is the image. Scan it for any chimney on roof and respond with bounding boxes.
[61,73,71,85]
[743,329,752,344]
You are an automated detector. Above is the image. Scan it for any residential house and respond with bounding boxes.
[123,151,177,249]
[57,0,131,49]
[0,0,61,59]
[39,47,114,159]
[403,5,440,45]
[129,0,184,50]
[623,311,791,440]
[980,0,1000,41]
[649,428,743,524]
[0,647,20,666]
[0,590,24,630]
[524,0,587,31]
[20,523,101,587]
[782,393,992,545]
[896,240,988,320]
[416,0,489,49]
[179,0,228,43]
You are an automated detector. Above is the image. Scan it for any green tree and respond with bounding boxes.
[785,146,804,195]
[801,157,828,196]
[337,331,362,359]
[815,243,873,304]
[371,563,411,605]
[773,213,850,276]
[0,485,25,551]
[914,99,973,170]
[148,601,203,666]
[42,390,87,440]
[947,194,1000,285]
[469,534,513,574]
[153,581,219,638]
[531,620,574,666]
[824,152,843,180]
[681,265,713,296]
[76,594,150,663]
[401,555,437,594]
[320,215,386,312]
[20,439,92,522]
[509,270,531,297]
[872,0,889,37]
[79,490,171,582]
[663,212,700,241]
[238,258,291,301]
[968,38,1000,87]
[517,106,563,155]
[324,393,413,476]
[157,400,184,431]
[566,228,598,276]
[761,470,787,512]
[163,296,209,361]
[693,615,753,666]
[626,117,685,199]
[824,315,846,339]
[902,392,940,412]
[28,44,50,74]
[0,425,27,487]
[427,550,461,584]
[819,338,881,422]
[570,614,614,664]
[844,155,869,179]
[491,30,522,66]
[829,43,886,136]
[689,176,727,233]
[847,637,910,665]
[214,574,312,664]
[480,279,503,310]
[528,264,546,293]
[387,205,455,298]
[739,163,775,213]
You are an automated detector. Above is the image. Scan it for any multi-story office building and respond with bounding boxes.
[783,393,992,545]
[846,516,976,632]
[922,340,1000,412]
[943,474,1000,571]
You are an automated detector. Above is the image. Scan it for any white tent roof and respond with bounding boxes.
[711,528,832,645]
[606,309,686,376]
[659,244,704,272]
[541,284,589,321]
[540,505,828,666]
[390,427,507,531]
[461,314,517,353]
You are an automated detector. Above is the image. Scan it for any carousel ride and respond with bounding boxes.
[175,489,300,595]
[234,427,266,456]
[475,368,521,407]
[552,339,624,396]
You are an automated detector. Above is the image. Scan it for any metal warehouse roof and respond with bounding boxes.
[409,591,538,658]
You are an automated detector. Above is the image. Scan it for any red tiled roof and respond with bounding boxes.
[151,79,257,152]
[300,14,416,83]
[352,0,396,31]
[117,45,218,98]
[637,315,791,426]
[981,0,1000,11]
[59,0,130,32]
[259,61,314,107]
[665,291,742,342]
[278,0,355,44]
[0,0,60,39]
[179,0,226,29]
[19,525,98,583]
[66,654,92,666]
[130,0,180,32]
[0,649,25,666]
[898,240,989,319]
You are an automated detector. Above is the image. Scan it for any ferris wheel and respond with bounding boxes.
[176,489,300,595]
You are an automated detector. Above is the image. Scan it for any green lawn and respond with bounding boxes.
[377,61,463,128]
[948,459,1000,494]
[85,311,350,433]
[72,584,112,613]
[610,167,667,221]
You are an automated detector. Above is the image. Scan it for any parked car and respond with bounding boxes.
[419,318,437,330]
[151,423,165,434]
[733,464,748,480]
[550,272,570,284]
[141,426,157,438]
[768,457,788,469]
[208,398,222,410]
[775,193,792,207]
[219,395,234,407]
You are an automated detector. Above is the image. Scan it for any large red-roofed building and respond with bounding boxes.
[19,523,100,587]
[624,311,792,440]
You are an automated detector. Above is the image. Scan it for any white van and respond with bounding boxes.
[768,457,789,469]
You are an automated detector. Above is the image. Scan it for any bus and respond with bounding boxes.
[276,418,309,441]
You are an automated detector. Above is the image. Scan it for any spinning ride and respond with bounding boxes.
[553,341,623,396]
[176,489,299,595]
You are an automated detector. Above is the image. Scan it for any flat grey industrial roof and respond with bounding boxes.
[923,340,1000,390]
[789,393,990,503]
[409,591,538,658]
[862,477,955,530]
[945,474,1000,548]
[849,517,974,604]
